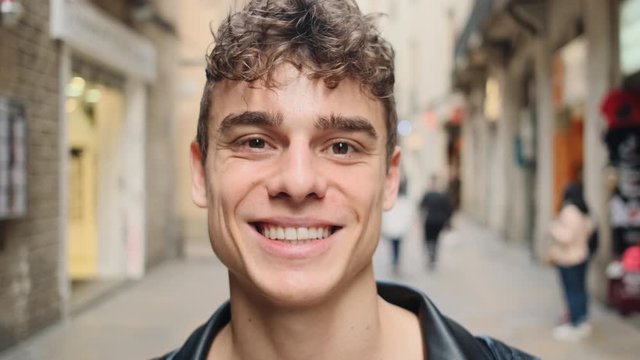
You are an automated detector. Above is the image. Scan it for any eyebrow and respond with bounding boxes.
[217,111,283,134]
[216,111,378,140]
[315,114,378,140]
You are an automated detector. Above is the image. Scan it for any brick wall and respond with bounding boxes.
[0,0,62,351]
[0,0,183,351]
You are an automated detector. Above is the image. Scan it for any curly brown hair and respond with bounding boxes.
[197,0,397,162]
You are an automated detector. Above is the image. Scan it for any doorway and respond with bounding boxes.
[551,36,587,213]
[65,74,125,281]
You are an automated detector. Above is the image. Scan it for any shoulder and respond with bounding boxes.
[420,193,435,206]
[377,282,538,360]
[559,204,592,226]
[556,204,585,224]
[560,203,581,215]
[476,336,540,360]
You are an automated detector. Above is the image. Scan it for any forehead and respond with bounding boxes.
[209,65,385,129]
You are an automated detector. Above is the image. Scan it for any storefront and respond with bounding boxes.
[65,62,126,279]
[551,36,587,212]
[50,0,155,285]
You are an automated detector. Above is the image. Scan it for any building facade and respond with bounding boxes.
[0,0,179,351]
[358,0,471,197]
[454,0,635,299]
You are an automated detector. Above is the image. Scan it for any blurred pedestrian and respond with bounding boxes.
[381,179,416,274]
[420,175,454,270]
[548,167,595,341]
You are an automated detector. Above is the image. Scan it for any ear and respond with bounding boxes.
[190,141,208,208]
[383,146,401,211]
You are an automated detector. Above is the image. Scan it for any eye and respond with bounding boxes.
[331,142,351,155]
[328,141,359,156]
[232,135,274,153]
[247,138,266,149]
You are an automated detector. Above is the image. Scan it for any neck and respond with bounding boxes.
[222,265,385,360]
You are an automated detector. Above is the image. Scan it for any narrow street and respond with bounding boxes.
[1,215,639,360]
[375,215,640,360]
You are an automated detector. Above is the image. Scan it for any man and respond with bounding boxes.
[158,1,536,359]
[420,175,454,270]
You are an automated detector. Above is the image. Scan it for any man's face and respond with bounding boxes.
[191,65,400,306]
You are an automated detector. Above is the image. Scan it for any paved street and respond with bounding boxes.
[1,215,639,360]
[375,216,640,360]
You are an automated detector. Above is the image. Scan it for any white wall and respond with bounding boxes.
[121,80,147,278]
[363,0,473,195]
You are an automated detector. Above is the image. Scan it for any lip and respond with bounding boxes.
[249,218,341,260]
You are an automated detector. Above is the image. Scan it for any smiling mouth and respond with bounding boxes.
[253,223,339,244]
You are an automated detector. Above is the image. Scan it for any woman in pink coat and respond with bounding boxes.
[549,179,595,341]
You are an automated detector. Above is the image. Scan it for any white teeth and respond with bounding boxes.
[260,225,333,241]
[297,227,309,239]
[285,228,297,240]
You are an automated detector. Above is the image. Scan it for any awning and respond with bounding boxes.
[454,0,495,62]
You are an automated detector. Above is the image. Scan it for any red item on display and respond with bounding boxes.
[600,89,640,130]
[622,246,640,272]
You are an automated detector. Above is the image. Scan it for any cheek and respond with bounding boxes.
[343,167,386,222]
[207,160,255,234]
[329,165,386,239]
[336,165,386,204]
[206,164,262,269]
[208,159,268,236]
[211,158,262,204]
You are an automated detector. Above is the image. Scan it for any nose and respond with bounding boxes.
[265,140,327,203]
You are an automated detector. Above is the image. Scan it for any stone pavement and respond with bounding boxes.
[374,215,640,360]
[0,250,229,360]
[1,215,639,360]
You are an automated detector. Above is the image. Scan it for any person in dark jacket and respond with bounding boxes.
[420,175,454,269]
[156,1,536,359]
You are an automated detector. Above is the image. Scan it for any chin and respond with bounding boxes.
[252,269,343,308]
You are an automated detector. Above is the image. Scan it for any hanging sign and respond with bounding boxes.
[0,98,27,219]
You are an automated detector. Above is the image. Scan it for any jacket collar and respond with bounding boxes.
[163,281,492,360]
[377,281,492,360]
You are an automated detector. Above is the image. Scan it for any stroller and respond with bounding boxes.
[607,246,640,315]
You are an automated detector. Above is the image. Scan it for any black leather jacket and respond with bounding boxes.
[156,282,538,360]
